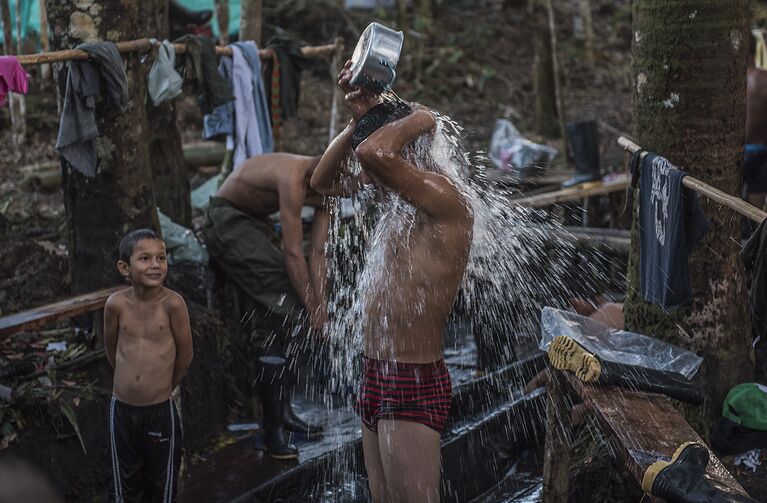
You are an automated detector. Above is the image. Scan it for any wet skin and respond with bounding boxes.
[215,153,330,329]
[103,239,193,406]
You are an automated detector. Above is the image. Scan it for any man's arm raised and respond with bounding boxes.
[355,108,468,220]
[311,120,361,197]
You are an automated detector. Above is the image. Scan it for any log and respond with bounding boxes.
[182,141,227,167]
[22,169,61,192]
[510,175,628,208]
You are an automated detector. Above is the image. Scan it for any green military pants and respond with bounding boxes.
[202,197,305,355]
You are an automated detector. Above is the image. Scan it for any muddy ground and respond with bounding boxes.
[1,1,764,501]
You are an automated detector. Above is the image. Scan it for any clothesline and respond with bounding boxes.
[15,37,341,66]
[618,136,767,224]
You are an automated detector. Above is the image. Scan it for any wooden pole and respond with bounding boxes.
[542,371,572,503]
[579,0,595,68]
[239,0,262,45]
[215,0,229,45]
[15,39,337,65]
[544,0,567,142]
[38,0,50,82]
[618,136,767,223]
[328,38,343,144]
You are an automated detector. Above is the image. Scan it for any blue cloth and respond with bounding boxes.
[234,41,273,156]
[203,41,273,164]
[636,152,709,311]
[743,144,767,193]
[202,56,234,139]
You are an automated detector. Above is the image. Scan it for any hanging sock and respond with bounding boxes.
[0,56,28,107]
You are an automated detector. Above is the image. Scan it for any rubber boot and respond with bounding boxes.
[282,400,324,438]
[548,335,704,404]
[641,442,759,502]
[562,120,601,188]
[258,357,299,460]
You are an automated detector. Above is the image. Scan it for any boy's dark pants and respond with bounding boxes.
[109,398,181,503]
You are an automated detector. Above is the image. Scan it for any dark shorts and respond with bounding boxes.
[743,144,767,193]
[357,357,452,434]
[109,398,181,503]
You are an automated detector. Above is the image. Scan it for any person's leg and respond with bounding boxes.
[110,398,145,502]
[362,425,387,503]
[377,420,441,503]
[142,400,182,502]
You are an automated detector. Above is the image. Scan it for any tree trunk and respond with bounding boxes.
[142,0,192,227]
[215,0,229,45]
[625,0,751,433]
[239,0,262,45]
[46,0,159,294]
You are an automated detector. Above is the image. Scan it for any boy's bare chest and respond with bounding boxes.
[119,304,172,341]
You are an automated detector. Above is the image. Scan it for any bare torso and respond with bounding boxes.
[746,67,767,145]
[362,196,472,363]
[111,288,177,405]
[216,153,324,215]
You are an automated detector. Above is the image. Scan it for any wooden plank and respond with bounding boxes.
[483,169,574,187]
[511,175,628,208]
[561,372,749,497]
[542,370,573,503]
[0,286,126,339]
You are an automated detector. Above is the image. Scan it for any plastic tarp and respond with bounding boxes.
[158,209,209,265]
[489,119,558,179]
[178,0,241,38]
[0,0,41,46]
[539,306,703,379]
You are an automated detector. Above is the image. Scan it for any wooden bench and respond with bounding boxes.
[0,286,126,340]
[542,369,750,502]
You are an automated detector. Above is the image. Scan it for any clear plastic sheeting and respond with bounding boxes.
[158,209,209,265]
[488,119,558,179]
[539,307,703,379]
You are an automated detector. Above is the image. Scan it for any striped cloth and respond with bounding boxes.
[357,356,452,434]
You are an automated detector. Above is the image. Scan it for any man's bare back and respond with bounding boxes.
[216,153,324,216]
[747,67,767,145]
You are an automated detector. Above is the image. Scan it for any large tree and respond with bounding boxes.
[624,0,752,432]
[46,0,159,294]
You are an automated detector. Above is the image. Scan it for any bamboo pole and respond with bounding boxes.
[15,38,338,66]
[328,37,343,144]
[617,136,767,224]
[38,0,50,82]
[544,0,566,142]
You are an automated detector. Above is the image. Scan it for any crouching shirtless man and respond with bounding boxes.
[312,60,473,502]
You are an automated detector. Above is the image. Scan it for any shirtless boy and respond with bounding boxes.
[312,60,473,502]
[103,228,193,503]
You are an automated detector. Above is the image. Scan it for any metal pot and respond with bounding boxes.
[349,22,404,94]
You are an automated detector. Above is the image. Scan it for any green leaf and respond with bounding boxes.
[60,401,87,454]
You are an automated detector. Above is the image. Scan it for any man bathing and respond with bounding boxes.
[312,60,473,502]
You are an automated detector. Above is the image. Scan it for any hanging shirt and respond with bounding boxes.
[234,41,274,157]
[55,42,129,177]
[637,152,709,311]
[0,56,28,106]
[741,217,767,341]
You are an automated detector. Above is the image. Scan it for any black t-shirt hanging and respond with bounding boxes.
[638,152,709,311]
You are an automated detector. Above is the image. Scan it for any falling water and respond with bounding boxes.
[283,95,613,501]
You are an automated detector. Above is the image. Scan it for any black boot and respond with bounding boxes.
[642,442,759,502]
[258,357,299,460]
[548,335,704,404]
[562,120,601,188]
[282,400,324,438]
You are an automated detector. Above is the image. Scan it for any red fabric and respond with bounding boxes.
[0,56,28,107]
[357,357,452,434]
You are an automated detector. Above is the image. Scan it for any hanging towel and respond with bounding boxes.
[147,39,184,106]
[264,31,310,121]
[636,152,709,311]
[0,56,28,106]
[174,34,233,114]
[55,42,129,177]
[233,41,274,157]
